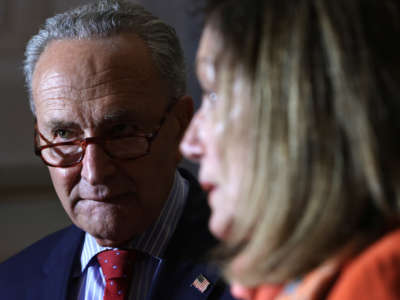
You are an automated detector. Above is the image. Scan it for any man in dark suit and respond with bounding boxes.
[0,1,234,299]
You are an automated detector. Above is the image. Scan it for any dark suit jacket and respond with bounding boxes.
[0,169,234,300]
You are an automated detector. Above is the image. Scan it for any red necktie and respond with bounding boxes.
[97,249,137,300]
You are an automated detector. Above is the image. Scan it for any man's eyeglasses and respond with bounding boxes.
[34,103,174,168]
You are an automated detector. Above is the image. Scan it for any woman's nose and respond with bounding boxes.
[180,112,205,162]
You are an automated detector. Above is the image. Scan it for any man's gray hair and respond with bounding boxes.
[24,0,186,115]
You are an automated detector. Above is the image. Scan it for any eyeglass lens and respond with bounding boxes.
[40,136,150,166]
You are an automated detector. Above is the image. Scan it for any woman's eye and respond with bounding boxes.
[208,92,218,103]
[203,91,219,108]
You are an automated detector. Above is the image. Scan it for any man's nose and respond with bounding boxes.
[180,112,205,162]
[81,143,117,185]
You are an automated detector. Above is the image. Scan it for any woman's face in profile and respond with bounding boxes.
[180,24,244,240]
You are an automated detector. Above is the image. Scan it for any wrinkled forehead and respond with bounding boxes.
[32,34,169,128]
[33,34,164,93]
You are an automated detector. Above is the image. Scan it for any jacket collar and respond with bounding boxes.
[148,168,225,299]
[42,225,84,300]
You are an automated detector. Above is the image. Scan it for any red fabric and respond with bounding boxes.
[243,229,400,300]
[253,285,283,300]
[328,229,400,300]
[231,284,282,300]
[97,249,137,300]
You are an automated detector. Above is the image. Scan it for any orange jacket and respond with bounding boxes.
[250,229,400,300]
[328,229,400,299]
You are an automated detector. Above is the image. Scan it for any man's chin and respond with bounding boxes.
[73,213,136,246]
[71,202,161,246]
[94,236,132,248]
[86,226,136,247]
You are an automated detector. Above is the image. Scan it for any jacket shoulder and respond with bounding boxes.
[328,229,400,299]
[0,225,83,284]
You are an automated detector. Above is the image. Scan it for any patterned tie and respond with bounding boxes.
[97,249,138,300]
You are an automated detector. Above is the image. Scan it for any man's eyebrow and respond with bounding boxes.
[102,110,147,129]
[45,120,79,129]
[103,110,139,122]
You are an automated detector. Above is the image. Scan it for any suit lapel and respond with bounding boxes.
[148,258,222,300]
[41,225,84,300]
[148,169,223,299]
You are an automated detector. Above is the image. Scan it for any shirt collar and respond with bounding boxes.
[79,170,188,273]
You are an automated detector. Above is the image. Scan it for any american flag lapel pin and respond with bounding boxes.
[191,274,211,293]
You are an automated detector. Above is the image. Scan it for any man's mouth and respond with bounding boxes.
[80,192,132,203]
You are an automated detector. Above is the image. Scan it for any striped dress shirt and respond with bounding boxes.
[70,171,189,300]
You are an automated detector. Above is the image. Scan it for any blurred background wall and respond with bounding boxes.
[0,0,203,262]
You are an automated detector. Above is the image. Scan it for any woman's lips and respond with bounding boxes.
[200,182,218,206]
[200,182,216,193]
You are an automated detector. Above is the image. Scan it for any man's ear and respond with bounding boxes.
[171,95,194,164]
[173,95,194,141]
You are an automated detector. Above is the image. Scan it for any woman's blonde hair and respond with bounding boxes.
[206,0,400,285]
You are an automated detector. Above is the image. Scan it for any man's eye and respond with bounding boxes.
[53,129,73,140]
[111,124,137,136]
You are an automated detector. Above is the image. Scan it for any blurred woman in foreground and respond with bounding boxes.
[180,0,400,299]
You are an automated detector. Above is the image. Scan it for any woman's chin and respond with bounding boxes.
[230,283,255,300]
[208,215,233,241]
